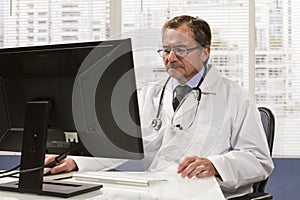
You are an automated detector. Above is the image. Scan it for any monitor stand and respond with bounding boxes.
[0,101,102,198]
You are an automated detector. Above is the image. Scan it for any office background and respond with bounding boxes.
[0,0,299,199]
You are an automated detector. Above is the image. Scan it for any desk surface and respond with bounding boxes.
[0,171,225,200]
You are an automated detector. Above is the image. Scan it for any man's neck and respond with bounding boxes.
[172,66,205,89]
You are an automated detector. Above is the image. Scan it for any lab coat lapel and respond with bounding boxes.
[197,65,226,156]
[171,65,218,124]
[164,82,197,123]
[161,79,174,119]
[171,92,199,125]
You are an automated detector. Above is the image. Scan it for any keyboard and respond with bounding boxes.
[73,171,168,187]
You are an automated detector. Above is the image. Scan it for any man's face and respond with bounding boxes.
[162,24,209,83]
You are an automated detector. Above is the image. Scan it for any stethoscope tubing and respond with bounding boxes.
[152,66,207,131]
[155,76,171,119]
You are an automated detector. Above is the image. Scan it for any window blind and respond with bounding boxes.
[122,0,249,91]
[1,0,300,157]
[0,1,3,47]
[255,0,300,157]
[122,0,300,157]
[1,0,110,47]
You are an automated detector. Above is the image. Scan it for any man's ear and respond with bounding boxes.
[201,46,210,62]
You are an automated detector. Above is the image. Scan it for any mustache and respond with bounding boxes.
[166,63,184,68]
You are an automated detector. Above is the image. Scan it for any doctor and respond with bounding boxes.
[45,15,274,199]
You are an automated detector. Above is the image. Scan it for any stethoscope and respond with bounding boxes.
[151,66,207,131]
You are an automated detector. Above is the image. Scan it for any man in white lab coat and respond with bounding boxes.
[46,15,274,199]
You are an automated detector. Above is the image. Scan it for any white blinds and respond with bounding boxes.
[255,0,300,157]
[1,0,300,157]
[122,0,249,90]
[0,1,3,47]
[2,0,109,47]
[122,0,300,157]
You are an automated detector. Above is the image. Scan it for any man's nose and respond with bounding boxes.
[167,50,178,62]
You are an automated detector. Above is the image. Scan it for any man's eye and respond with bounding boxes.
[175,48,186,53]
[163,49,171,53]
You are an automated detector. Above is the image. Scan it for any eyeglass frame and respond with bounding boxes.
[157,45,206,58]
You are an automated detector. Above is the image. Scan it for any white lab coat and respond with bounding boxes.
[72,65,274,199]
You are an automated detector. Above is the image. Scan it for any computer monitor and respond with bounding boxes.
[0,38,144,160]
[0,78,10,144]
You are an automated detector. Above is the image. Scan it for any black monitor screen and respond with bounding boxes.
[0,38,144,159]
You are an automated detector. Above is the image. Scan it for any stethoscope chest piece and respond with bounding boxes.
[151,118,162,130]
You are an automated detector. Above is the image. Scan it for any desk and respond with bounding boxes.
[0,172,225,200]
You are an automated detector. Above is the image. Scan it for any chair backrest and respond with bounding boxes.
[259,107,275,155]
[253,107,275,193]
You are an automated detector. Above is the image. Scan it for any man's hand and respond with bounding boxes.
[44,155,78,175]
[177,156,218,178]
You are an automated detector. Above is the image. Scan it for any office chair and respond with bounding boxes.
[229,107,275,200]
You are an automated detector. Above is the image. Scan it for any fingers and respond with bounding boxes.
[50,158,77,174]
[177,156,196,173]
[44,155,56,166]
[177,156,217,179]
[44,155,77,174]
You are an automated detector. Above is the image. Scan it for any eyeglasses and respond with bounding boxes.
[157,46,204,58]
